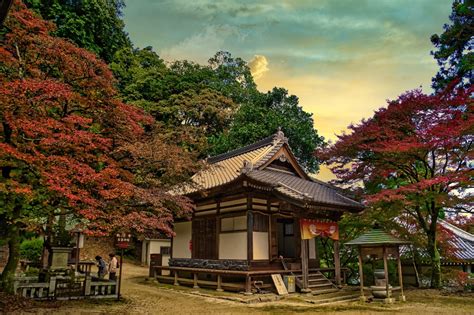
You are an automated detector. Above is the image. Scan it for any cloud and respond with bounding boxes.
[249,55,269,79]
[160,25,239,64]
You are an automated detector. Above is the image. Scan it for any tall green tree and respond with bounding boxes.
[431,0,473,91]
[110,50,251,155]
[24,0,131,63]
[209,87,324,172]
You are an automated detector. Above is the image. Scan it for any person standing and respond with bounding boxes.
[108,253,118,281]
[95,255,107,279]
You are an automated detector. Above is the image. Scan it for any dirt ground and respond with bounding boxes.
[8,262,474,315]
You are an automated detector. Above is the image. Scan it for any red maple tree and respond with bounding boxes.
[0,1,195,292]
[320,84,473,288]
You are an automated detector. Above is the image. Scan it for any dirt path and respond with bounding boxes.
[12,262,474,315]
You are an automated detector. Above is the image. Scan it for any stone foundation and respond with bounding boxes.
[169,258,249,271]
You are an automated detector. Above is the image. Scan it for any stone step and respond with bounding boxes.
[305,293,360,306]
[316,296,360,306]
[311,288,340,296]
[310,290,354,300]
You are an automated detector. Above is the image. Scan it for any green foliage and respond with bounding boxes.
[431,0,473,90]
[110,46,167,100]
[209,87,324,172]
[24,267,40,277]
[20,238,43,263]
[24,0,131,63]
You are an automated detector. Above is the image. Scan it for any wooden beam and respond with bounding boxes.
[334,240,341,286]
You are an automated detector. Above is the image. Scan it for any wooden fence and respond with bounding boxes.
[14,275,118,300]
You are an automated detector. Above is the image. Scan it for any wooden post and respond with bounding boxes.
[334,240,341,286]
[397,248,406,301]
[117,250,124,300]
[247,210,253,261]
[245,275,252,295]
[383,246,392,303]
[84,275,91,296]
[314,237,320,268]
[173,270,179,286]
[48,276,57,298]
[193,273,199,289]
[216,274,223,292]
[75,232,80,273]
[301,238,310,293]
[358,247,365,302]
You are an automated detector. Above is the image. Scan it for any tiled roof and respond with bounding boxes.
[173,131,364,210]
[439,220,474,261]
[247,170,363,209]
[346,228,410,246]
[175,137,282,195]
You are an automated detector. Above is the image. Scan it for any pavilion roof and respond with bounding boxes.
[346,227,410,246]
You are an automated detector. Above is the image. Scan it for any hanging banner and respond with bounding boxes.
[300,219,339,240]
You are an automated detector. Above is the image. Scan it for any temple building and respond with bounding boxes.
[165,130,364,293]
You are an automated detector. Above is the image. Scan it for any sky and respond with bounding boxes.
[122,0,453,179]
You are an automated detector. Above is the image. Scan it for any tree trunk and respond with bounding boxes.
[427,228,441,288]
[0,224,20,294]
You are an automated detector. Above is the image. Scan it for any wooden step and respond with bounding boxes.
[308,283,334,289]
[311,288,340,296]
[308,278,330,283]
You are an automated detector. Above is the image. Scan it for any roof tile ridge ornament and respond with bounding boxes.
[240,160,254,174]
[273,127,288,145]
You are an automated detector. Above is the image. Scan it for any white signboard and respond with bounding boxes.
[271,274,289,295]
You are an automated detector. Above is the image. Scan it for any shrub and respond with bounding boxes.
[20,238,44,263]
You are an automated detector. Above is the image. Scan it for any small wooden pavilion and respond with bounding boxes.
[346,226,410,303]
[161,131,364,294]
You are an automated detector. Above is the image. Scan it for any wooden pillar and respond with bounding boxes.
[301,238,310,292]
[314,237,320,268]
[193,273,199,289]
[216,274,223,292]
[173,270,179,286]
[245,275,252,295]
[383,246,392,303]
[247,210,253,261]
[358,247,365,302]
[334,240,341,286]
[397,247,406,301]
